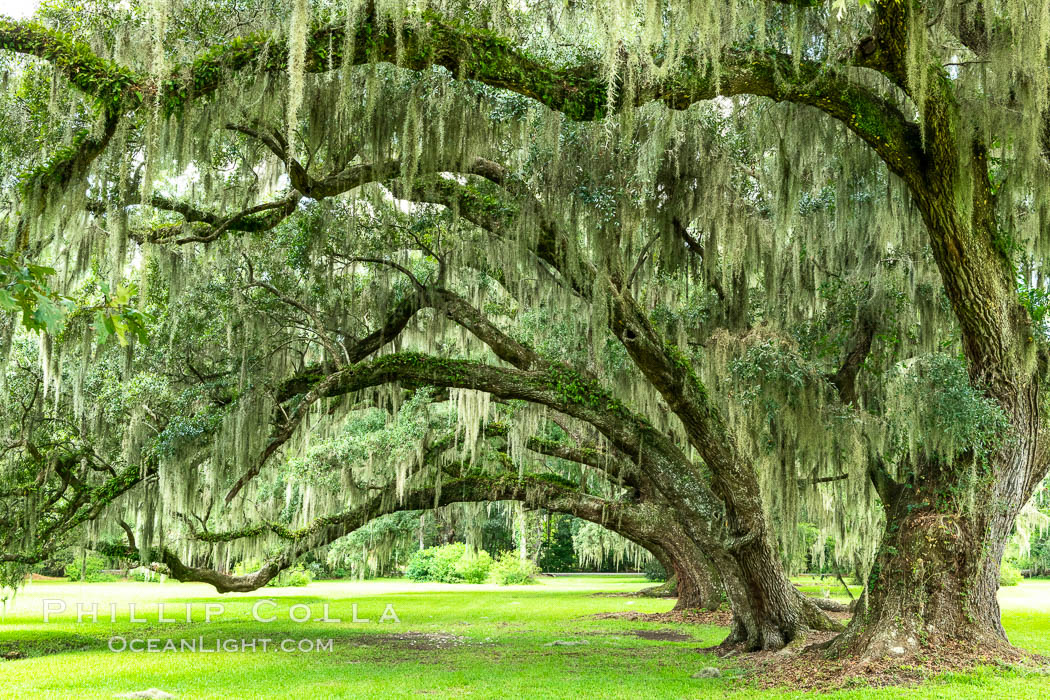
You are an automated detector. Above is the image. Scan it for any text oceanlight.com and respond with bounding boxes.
[107,637,335,653]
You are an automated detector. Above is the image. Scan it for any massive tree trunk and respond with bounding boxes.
[829,337,1041,658]
[830,87,1047,656]
[639,570,721,612]
[831,501,1006,659]
[703,537,835,650]
[829,447,1035,659]
[669,558,721,612]
[606,289,839,649]
[644,534,722,612]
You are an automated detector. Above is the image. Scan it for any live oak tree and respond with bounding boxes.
[2,0,1049,662]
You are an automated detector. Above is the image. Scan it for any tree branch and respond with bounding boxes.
[172,473,666,592]
[828,313,877,406]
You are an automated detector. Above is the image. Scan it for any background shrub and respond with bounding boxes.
[489,551,540,585]
[454,550,494,583]
[273,566,312,587]
[406,544,494,583]
[65,555,115,582]
[406,544,461,582]
[643,559,668,582]
[1000,561,1023,587]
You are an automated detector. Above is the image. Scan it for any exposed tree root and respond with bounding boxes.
[637,578,677,598]
[735,638,1046,691]
[806,597,852,613]
[594,603,1043,690]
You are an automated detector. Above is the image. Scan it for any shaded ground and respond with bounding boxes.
[590,608,733,626]
[1,576,1048,698]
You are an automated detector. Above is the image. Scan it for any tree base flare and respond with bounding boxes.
[735,638,1042,691]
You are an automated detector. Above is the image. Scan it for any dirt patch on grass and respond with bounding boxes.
[589,609,732,626]
[341,632,470,651]
[591,591,674,599]
[630,629,694,642]
[728,638,1048,691]
[28,573,64,581]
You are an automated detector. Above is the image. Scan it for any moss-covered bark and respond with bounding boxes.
[822,0,1049,662]
[829,453,1021,659]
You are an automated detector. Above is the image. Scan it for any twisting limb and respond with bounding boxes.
[118,192,302,240]
[224,370,337,506]
[4,5,924,209]
[168,197,302,245]
[171,473,663,592]
[225,284,439,503]
[866,456,903,505]
[337,256,428,293]
[241,253,347,365]
[273,348,727,537]
[828,313,877,407]
[274,293,426,402]
[523,435,656,501]
[236,284,545,505]
[1,462,154,565]
[18,113,120,226]
[799,473,849,486]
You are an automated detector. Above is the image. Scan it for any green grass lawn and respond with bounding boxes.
[789,574,865,602]
[1,575,1048,699]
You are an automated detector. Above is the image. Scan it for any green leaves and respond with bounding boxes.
[1017,276,1050,341]
[0,254,71,334]
[91,281,151,346]
[32,291,65,333]
[832,0,873,20]
[886,353,1011,463]
[0,253,150,345]
[0,288,17,312]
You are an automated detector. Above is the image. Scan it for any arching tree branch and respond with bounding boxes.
[170,473,672,592]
